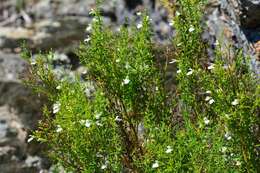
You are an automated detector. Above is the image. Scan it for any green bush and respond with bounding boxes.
[23,0,259,172]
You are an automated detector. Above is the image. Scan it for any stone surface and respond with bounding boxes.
[205,0,260,75]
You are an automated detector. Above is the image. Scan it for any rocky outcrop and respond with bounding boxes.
[204,0,260,75]
[240,0,260,28]
[0,52,50,172]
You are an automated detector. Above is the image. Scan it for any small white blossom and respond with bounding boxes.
[137,11,142,16]
[155,86,159,91]
[86,24,92,32]
[209,99,215,105]
[123,77,130,85]
[214,40,219,46]
[177,69,182,74]
[53,102,61,114]
[84,36,91,43]
[115,116,122,122]
[221,146,227,153]
[236,161,241,166]
[79,120,85,125]
[177,43,182,47]
[152,160,159,169]
[115,59,120,63]
[208,64,215,70]
[85,119,92,128]
[31,59,36,65]
[231,99,239,106]
[82,70,87,75]
[205,96,212,101]
[169,59,178,64]
[206,90,212,94]
[125,62,130,69]
[27,135,34,143]
[186,69,193,76]
[101,164,107,170]
[89,8,95,15]
[175,11,181,16]
[56,85,61,90]
[224,132,232,140]
[92,17,98,23]
[169,21,174,26]
[95,113,102,119]
[56,125,63,133]
[137,23,143,29]
[189,26,195,32]
[96,152,103,158]
[165,146,173,154]
[96,121,103,126]
[204,117,210,125]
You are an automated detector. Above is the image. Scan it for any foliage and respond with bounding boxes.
[23,0,259,172]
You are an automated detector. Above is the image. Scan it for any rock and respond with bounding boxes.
[205,0,259,75]
[0,51,50,172]
[240,0,260,28]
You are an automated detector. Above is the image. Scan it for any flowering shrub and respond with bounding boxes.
[22,0,259,172]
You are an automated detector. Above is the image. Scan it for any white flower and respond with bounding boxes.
[82,70,87,75]
[169,21,174,26]
[175,11,181,16]
[27,135,34,143]
[96,121,103,126]
[86,24,92,32]
[206,90,212,94]
[95,113,102,119]
[165,146,173,154]
[92,17,98,23]
[101,164,107,170]
[122,77,130,85]
[208,64,215,70]
[224,132,232,140]
[205,96,212,101]
[53,102,61,114]
[235,161,241,166]
[137,11,142,16]
[155,87,159,91]
[115,116,122,122]
[96,152,103,158]
[169,59,178,64]
[30,59,36,65]
[152,160,159,169]
[209,99,215,105]
[221,146,227,153]
[84,36,91,43]
[186,69,193,76]
[89,8,95,15]
[125,62,130,69]
[189,26,195,32]
[204,117,210,125]
[56,125,63,133]
[85,119,92,128]
[231,99,239,106]
[177,43,182,47]
[214,40,219,46]
[115,59,120,63]
[137,23,143,29]
[79,120,85,125]
[56,85,61,90]
[177,69,182,74]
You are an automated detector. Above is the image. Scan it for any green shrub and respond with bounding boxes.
[23,1,259,172]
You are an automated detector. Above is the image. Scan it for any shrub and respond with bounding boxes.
[23,0,259,172]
